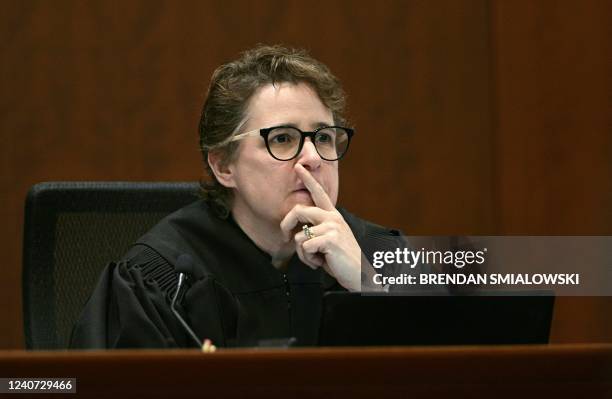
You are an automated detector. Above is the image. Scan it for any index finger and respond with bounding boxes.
[294,163,335,211]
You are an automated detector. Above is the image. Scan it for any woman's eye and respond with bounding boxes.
[316,133,333,144]
[271,134,292,144]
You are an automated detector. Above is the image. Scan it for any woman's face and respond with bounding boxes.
[225,82,339,228]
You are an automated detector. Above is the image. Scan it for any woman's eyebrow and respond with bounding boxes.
[270,122,333,130]
[304,122,336,129]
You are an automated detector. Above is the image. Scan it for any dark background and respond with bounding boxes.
[1,0,610,349]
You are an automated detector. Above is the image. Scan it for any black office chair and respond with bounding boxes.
[22,181,200,350]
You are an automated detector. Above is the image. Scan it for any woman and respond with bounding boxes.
[70,45,403,349]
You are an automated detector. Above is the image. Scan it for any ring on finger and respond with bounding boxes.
[302,224,315,240]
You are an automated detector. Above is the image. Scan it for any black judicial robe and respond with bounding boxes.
[70,200,403,349]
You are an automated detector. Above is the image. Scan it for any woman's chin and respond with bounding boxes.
[281,192,314,216]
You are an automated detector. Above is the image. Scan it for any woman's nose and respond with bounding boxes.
[296,138,321,170]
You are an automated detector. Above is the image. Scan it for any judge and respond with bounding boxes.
[70,45,404,349]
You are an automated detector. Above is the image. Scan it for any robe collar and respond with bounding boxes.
[135,200,342,293]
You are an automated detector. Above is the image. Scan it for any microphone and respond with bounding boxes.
[171,254,204,348]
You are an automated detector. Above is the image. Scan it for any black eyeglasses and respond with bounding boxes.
[230,125,354,161]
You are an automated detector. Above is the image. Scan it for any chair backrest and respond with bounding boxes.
[22,181,200,350]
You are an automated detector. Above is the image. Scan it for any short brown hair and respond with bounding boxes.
[198,44,348,218]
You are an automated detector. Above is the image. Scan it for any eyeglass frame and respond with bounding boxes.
[229,125,355,161]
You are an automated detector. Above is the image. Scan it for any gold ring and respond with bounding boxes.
[302,224,315,240]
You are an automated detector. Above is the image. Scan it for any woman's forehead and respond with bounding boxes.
[244,82,333,128]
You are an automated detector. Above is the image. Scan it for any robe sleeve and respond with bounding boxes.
[69,246,232,349]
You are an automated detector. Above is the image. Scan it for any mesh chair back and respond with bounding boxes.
[23,182,200,349]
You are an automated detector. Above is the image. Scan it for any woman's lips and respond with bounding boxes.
[292,189,313,201]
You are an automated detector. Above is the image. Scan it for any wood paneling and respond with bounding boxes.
[491,0,611,342]
[492,0,611,235]
[2,345,611,397]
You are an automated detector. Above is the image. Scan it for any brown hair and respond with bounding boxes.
[198,44,348,218]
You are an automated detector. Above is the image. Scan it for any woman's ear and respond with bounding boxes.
[207,151,236,188]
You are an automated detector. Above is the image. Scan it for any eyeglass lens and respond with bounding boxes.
[267,127,350,160]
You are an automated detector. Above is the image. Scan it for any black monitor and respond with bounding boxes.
[318,291,554,346]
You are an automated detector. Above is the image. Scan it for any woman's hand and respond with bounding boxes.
[280,164,362,291]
